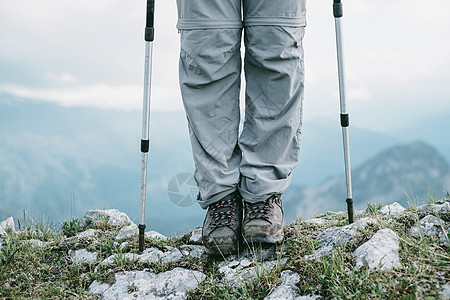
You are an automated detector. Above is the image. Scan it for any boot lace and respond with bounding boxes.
[209,197,238,230]
[244,195,281,223]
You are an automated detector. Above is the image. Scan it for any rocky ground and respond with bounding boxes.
[1,200,449,299]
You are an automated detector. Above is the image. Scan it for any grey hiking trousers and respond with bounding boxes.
[176,0,306,209]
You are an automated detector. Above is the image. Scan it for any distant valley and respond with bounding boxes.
[1,94,449,235]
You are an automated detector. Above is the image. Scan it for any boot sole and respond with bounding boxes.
[243,230,284,245]
[205,244,239,256]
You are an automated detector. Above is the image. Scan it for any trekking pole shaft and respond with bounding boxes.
[333,0,354,223]
[139,0,155,252]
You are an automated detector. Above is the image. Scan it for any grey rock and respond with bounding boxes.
[101,246,185,266]
[409,215,447,243]
[145,230,168,240]
[179,245,206,259]
[0,238,4,250]
[102,252,140,266]
[314,217,376,257]
[89,268,206,300]
[119,241,129,251]
[26,239,52,248]
[354,228,401,271]
[76,228,98,239]
[0,217,15,236]
[264,270,322,300]
[240,258,253,268]
[80,209,131,228]
[69,249,98,264]
[189,227,202,244]
[115,223,138,241]
[161,246,183,263]
[380,202,405,216]
[89,281,111,294]
[265,270,301,300]
[139,247,165,264]
[59,228,99,248]
[440,283,450,300]
[417,201,450,222]
[218,256,287,286]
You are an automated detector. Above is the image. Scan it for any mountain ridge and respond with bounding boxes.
[1,94,449,236]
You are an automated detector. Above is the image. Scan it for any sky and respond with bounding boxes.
[1,0,450,132]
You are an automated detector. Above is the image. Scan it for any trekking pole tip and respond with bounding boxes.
[333,0,343,18]
[346,197,354,224]
[138,224,146,252]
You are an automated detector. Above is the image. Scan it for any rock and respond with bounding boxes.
[89,268,206,300]
[26,239,52,248]
[101,246,186,266]
[218,256,287,286]
[145,230,167,240]
[59,228,99,248]
[179,245,206,259]
[354,228,402,271]
[264,270,323,300]
[115,223,138,241]
[76,229,98,239]
[409,215,449,246]
[161,246,183,263]
[189,227,202,244]
[409,215,444,238]
[380,202,405,216]
[0,238,4,250]
[417,201,450,222]
[102,252,140,266]
[440,283,450,300]
[265,270,301,300]
[0,217,15,236]
[89,281,110,294]
[314,217,376,257]
[80,209,132,228]
[119,241,129,251]
[138,247,165,264]
[69,249,98,264]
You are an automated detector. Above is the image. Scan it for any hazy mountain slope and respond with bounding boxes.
[0,94,195,234]
[294,118,400,185]
[284,141,450,222]
[392,110,450,163]
[2,94,448,235]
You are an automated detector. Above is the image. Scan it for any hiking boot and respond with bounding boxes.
[202,191,242,255]
[242,194,284,244]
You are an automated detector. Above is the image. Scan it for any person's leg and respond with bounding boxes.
[176,0,243,254]
[239,0,306,243]
[177,0,242,209]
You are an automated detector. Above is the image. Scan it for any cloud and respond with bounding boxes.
[1,0,450,133]
[347,86,371,103]
[44,72,77,84]
[0,84,182,111]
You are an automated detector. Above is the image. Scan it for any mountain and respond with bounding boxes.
[284,141,450,222]
[1,94,448,236]
[0,94,197,235]
[392,110,450,163]
[293,118,400,185]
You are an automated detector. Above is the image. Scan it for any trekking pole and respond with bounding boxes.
[139,0,155,252]
[333,0,354,224]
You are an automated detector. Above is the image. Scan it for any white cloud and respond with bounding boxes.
[0,84,183,111]
[44,72,77,84]
[1,0,450,132]
[347,86,371,103]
